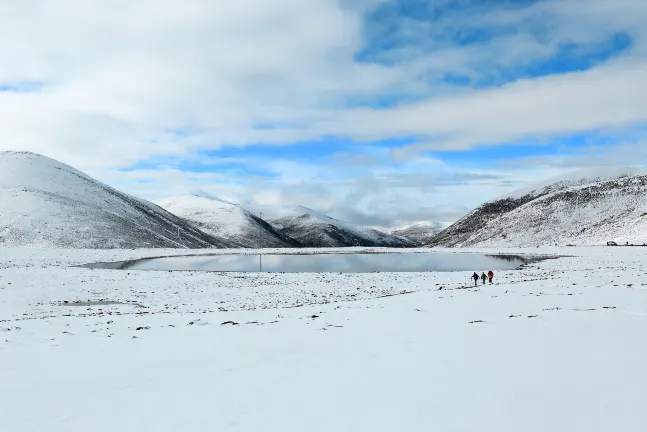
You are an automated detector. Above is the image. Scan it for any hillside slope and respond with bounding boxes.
[391,222,444,245]
[157,195,301,248]
[0,151,236,249]
[428,167,647,247]
[269,206,416,248]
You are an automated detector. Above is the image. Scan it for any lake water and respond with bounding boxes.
[81,252,532,273]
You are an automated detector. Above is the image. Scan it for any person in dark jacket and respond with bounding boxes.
[487,270,494,283]
[481,272,487,285]
[472,272,479,286]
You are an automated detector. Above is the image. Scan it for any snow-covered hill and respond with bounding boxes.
[391,222,444,245]
[269,206,416,247]
[156,195,301,248]
[499,166,643,200]
[428,167,647,247]
[0,151,236,249]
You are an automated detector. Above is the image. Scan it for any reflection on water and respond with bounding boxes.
[81,252,531,273]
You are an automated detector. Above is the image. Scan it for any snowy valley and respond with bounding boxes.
[1,246,646,431]
[2,1,646,429]
[1,152,646,431]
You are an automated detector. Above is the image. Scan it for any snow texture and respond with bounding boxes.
[1,246,646,431]
[270,205,416,247]
[0,151,235,249]
[391,221,444,245]
[429,167,647,247]
[157,195,301,248]
[500,166,644,200]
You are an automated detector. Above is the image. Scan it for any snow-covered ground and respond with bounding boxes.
[1,246,646,431]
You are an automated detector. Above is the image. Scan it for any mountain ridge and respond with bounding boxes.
[0,151,237,249]
[269,207,416,248]
[391,222,444,246]
[156,195,302,248]
[428,167,647,247]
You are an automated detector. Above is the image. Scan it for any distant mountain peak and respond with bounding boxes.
[269,208,415,248]
[156,195,301,248]
[391,222,444,246]
[187,189,235,205]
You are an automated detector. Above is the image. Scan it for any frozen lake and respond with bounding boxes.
[80,252,534,273]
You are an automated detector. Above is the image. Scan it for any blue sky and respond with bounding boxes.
[125,0,638,172]
[2,0,647,228]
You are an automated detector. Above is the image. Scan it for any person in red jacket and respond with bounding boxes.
[487,270,494,283]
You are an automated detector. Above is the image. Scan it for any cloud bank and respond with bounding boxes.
[1,0,646,228]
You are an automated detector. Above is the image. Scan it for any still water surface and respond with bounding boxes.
[82,252,530,273]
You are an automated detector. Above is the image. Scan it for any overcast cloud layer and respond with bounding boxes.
[1,0,646,229]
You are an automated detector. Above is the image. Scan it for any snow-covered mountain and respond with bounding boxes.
[428,167,647,247]
[498,166,643,200]
[269,206,416,247]
[0,151,237,249]
[156,195,301,248]
[391,222,444,246]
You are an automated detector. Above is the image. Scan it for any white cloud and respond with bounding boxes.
[0,0,399,166]
[0,0,646,228]
[108,150,585,229]
[338,59,647,150]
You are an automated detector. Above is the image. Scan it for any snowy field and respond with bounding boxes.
[1,246,646,431]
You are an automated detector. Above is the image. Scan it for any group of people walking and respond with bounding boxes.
[472,270,494,286]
